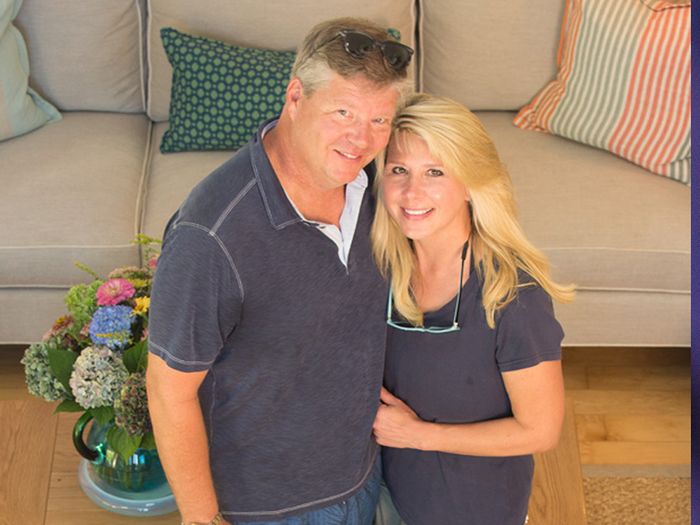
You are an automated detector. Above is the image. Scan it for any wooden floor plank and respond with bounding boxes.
[575,414,690,443]
[579,441,691,465]
[575,415,607,442]
[50,413,81,473]
[586,365,690,391]
[0,345,33,401]
[562,347,690,366]
[0,400,58,525]
[528,399,587,525]
[567,389,690,416]
[0,385,33,401]
[562,363,588,389]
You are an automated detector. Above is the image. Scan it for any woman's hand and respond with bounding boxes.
[373,387,427,449]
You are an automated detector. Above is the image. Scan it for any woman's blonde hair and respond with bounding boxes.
[371,93,575,328]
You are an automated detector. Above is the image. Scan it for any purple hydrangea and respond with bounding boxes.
[89,305,134,351]
[115,372,151,437]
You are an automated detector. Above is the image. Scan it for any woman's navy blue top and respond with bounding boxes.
[382,270,564,525]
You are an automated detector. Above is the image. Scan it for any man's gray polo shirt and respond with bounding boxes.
[148,121,387,520]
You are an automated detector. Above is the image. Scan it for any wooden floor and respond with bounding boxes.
[0,345,690,524]
[561,347,690,468]
[2,345,690,468]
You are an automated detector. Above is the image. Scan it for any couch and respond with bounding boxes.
[0,0,690,346]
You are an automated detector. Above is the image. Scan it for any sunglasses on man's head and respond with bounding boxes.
[321,30,414,71]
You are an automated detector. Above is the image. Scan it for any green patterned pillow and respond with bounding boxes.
[160,27,295,153]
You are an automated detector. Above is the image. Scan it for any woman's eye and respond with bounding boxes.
[427,168,444,177]
[373,117,387,125]
[337,109,349,117]
[391,166,407,175]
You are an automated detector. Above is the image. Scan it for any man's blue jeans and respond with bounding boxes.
[231,457,381,525]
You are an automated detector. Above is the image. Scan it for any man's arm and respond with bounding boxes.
[146,353,222,523]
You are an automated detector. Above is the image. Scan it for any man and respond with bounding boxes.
[146,17,413,525]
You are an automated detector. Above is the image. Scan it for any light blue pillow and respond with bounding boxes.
[0,0,60,142]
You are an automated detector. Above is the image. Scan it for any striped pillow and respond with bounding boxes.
[513,0,690,184]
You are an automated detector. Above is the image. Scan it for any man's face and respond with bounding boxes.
[289,73,400,190]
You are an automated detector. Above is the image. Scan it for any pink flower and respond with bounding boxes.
[147,255,159,270]
[96,278,136,306]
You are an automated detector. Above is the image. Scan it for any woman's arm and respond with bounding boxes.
[373,360,564,456]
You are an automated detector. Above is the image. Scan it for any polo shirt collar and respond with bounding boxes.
[249,118,370,230]
[250,118,301,229]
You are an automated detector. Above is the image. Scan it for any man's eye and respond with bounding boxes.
[427,168,444,177]
[337,109,349,117]
[373,117,387,125]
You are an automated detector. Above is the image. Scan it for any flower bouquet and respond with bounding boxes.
[21,235,161,465]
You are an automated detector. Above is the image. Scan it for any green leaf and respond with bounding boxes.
[47,346,78,392]
[138,343,149,371]
[107,426,142,460]
[54,400,83,414]
[134,234,162,246]
[140,431,157,451]
[74,262,102,280]
[122,340,148,373]
[91,405,115,426]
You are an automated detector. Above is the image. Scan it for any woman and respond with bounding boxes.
[370,94,575,525]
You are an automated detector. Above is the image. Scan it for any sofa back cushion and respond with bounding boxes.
[147,0,417,122]
[14,0,146,112]
[419,0,564,111]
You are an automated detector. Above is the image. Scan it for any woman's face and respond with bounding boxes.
[381,133,470,245]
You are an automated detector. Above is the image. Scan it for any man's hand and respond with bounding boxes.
[372,387,426,449]
[181,514,232,525]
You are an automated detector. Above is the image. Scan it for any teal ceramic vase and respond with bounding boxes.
[73,412,177,516]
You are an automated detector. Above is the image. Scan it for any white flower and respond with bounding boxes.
[69,346,128,409]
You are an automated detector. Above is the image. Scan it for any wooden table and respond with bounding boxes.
[529,399,587,524]
[0,399,586,524]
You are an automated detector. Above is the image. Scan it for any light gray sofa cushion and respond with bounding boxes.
[147,0,417,121]
[0,288,68,344]
[15,0,146,112]
[141,122,233,238]
[419,0,564,110]
[478,112,689,294]
[554,289,689,347]
[0,112,150,286]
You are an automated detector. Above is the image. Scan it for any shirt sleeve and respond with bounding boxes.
[495,284,564,372]
[148,222,242,372]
